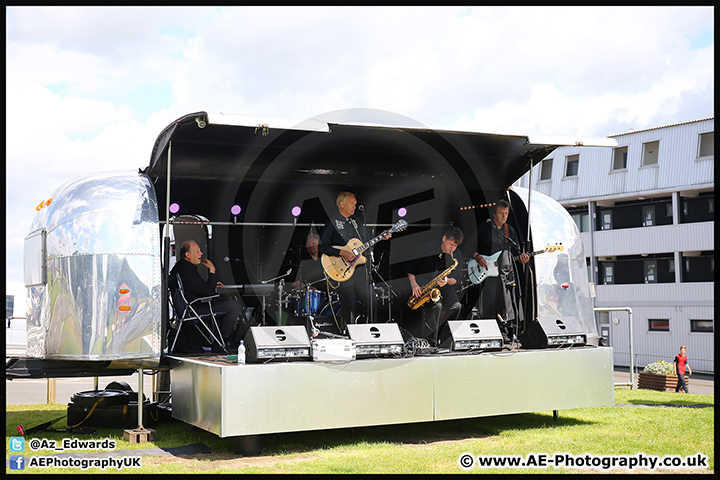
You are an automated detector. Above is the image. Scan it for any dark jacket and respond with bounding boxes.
[318,212,367,257]
[169,259,217,302]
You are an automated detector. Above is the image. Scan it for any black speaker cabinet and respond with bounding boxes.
[521,316,587,349]
[347,323,404,357]
[439,320,503,351]
[244,325,311,363]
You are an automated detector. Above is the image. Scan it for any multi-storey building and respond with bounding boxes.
[514,117,714,373]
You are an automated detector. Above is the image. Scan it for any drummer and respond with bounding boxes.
[292,232,325,290]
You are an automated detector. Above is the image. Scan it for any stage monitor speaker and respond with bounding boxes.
[521,316,587,349]
[244,325,311,363]
[346,323,404,357]
[439,320,503,351]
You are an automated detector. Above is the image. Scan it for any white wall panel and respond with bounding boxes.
[592,222,714,257]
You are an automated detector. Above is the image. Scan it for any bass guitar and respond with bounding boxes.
[467,244,564,285]
[322,219,408,282]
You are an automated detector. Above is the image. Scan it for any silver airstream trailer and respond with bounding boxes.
[16,110,617,452]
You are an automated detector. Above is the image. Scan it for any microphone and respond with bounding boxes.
[358,204,365,212]
[486,218,491,223]
[224,257,242,263]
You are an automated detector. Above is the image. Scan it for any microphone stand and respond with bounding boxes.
[260,269,292,325]
[371,252,396,322]
[359,207,374,324]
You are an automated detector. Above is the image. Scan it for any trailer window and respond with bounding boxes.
[23,230,46,286]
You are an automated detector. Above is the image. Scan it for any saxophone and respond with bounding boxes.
[407,257,459,310]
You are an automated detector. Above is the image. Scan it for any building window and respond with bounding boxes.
[601,211,612,230]
[642,141,659,166]
[565,154,579,177]
[604,264,614,284]
[698,132,714,158]
[612,146,628,170]
[571,212,590,232]
[540,159,553,180]
[644,260,657,283]
[668,259,675,273]
[648,319,669,332]
[709,198,714,213]
[690,319,713,333]
[641,205,655,226]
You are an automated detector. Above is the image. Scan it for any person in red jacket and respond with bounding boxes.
[674,345,692,393]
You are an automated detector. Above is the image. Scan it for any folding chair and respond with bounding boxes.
[168,274,228,354]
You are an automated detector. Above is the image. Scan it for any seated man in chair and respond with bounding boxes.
[170,240,250,353]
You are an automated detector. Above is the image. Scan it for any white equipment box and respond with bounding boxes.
[311,339,356,362]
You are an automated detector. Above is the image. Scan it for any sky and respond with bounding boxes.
[4,6,714,315]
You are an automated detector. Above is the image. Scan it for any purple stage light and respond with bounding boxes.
[291,206,302,217]
[231,205,242,215]
[169,203,180,214]
[398,207,407,217]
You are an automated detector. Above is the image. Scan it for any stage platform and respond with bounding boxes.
[169,345,614,439]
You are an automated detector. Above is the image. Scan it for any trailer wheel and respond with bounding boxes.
[233,435,263,456]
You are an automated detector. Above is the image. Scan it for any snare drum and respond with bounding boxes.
[295,289,324,316]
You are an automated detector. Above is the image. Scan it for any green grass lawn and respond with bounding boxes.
[6,388,714,474]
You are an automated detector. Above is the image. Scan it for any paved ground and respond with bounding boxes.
[613,368,714,395]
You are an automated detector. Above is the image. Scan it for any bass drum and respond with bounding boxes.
[319,300,341,316]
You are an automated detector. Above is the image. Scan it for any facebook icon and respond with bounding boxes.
[9,455,25,470]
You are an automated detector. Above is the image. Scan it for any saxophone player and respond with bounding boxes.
[406,227,464,346]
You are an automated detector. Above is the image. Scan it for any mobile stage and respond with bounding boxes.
[170,346,613,439]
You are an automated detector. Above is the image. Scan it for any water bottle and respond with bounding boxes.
[238,340,246,365]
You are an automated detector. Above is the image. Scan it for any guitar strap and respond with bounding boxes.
[503,224,509,242]
[350,218,363,240]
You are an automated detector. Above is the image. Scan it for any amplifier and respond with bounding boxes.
[439,320,503,351]
[243,326,311,363]
[521,316,587,349]
[346,323,404,358]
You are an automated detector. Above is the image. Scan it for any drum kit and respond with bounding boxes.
[278,278,337,318]
[277,278,392,322]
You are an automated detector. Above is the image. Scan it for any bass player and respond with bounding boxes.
[319,191,391,333]
[469,199,529,345]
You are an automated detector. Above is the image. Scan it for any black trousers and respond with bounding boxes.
[407,285,462,345]
[336,267,371,331]
[192,298,249,342]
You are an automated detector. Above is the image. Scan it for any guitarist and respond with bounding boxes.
[319,191,390,333]
[469,199,529,345]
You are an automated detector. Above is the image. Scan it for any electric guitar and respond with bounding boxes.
[322,219,408,282]
[467,244,564,285]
